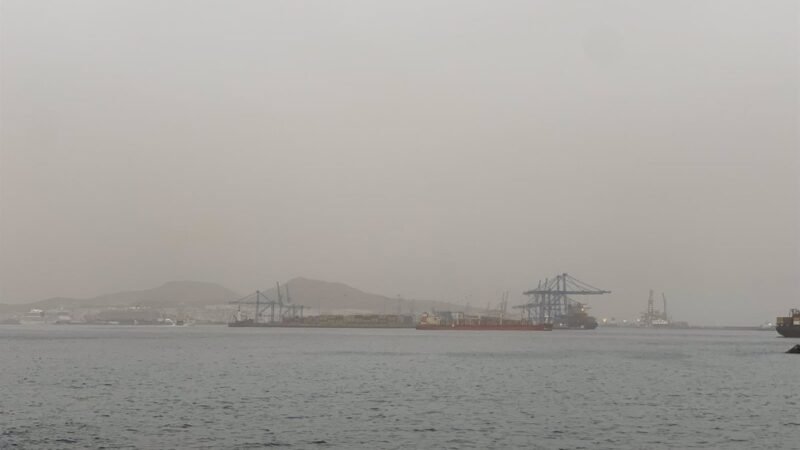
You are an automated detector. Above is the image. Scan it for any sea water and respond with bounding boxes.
[1,326,798,449]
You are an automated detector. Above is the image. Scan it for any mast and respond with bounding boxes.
[276,282,283,319]
[255,290,261,324]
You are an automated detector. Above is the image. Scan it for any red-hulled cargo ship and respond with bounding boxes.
[415,311,552,331]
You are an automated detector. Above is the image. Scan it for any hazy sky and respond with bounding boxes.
[1,0,798,325]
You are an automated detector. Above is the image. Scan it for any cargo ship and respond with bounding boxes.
[415,311,552,331]
[776,308,800,338]
[416,322,552,331]
[229,312,415,328]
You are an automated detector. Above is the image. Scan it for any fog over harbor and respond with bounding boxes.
[1,1,798,326]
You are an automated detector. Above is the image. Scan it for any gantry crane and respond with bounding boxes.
[229,282,304,324]
[515,273,610,325]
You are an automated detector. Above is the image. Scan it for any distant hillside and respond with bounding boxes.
[0,278,468,316]
[0,281,241,313]
[260,277,465,315]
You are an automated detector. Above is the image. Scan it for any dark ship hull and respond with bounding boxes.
[416,323,552,331]
[776,326,800,338]
[229,321,413,329]
[554,322,598,330]
[228,315,415,329]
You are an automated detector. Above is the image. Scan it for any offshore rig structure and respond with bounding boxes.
[515,273,610,329]
[640,289,671,327]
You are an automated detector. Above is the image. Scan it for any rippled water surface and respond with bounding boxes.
[1,326,798,449]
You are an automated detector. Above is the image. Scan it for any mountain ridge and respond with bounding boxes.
[259,277,467,315]
[0,281,241,313]
[0,278,467,316]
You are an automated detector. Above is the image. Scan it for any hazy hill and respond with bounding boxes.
[0,281,241,313]
[0,278,469,316]
[260,277,466,315]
